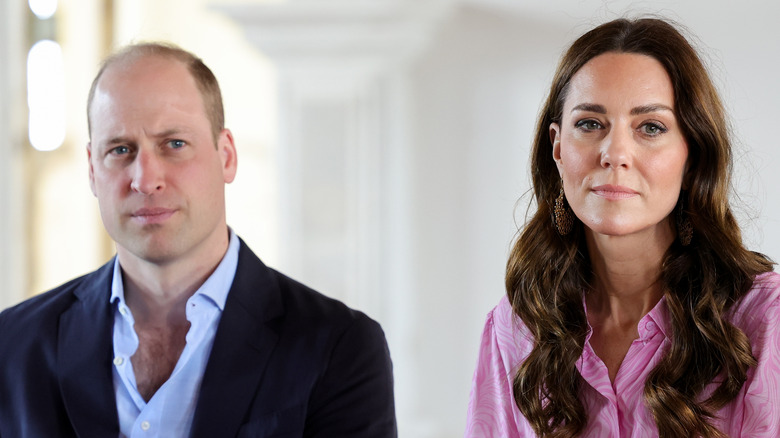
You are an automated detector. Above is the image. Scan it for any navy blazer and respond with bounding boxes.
[0,240,396,437]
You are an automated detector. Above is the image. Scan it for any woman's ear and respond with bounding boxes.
[550,123,562,171]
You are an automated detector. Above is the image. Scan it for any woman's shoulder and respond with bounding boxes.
[729,271,780,337]
[485,296,535,365]
[737,271,780,309]
[488,296,528,334]
[751,270,780,291]
[489,296,515,327]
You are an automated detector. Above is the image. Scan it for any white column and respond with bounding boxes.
[0,0,28,310]
[217,0,447,316]
[216,1,450,436]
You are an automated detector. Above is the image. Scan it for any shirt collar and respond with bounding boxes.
[639,294,670,340]
[109,229,240,312]
[582,292,671,342]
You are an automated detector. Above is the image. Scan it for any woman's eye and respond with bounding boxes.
[575,119,603,131]
[639,122,667,136]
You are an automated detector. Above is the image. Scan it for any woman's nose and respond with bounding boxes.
[600,128,632,169]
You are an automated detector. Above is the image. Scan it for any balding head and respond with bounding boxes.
[87,43,224,142]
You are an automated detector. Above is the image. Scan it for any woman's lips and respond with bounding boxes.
[591,184,639,200]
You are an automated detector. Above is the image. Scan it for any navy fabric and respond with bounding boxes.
[0,239,397,438]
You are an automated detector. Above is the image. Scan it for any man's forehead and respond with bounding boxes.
[97,54,189,88]
[87,50,216,140]
[90,55,199,116]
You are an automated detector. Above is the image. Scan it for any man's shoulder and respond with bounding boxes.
[262,264,386,350]
[203,241,395,437]
[0,260,113,332]
[233,240,380,332]
[270,267,371,325]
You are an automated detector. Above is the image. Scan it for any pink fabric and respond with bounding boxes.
[466,271,780,437]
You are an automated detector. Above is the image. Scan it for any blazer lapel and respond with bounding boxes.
[57,260,119,438]
[190,241,284,438]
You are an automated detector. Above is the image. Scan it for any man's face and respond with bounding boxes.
[87,55,237,266]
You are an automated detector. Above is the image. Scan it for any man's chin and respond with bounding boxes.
[116,238,182,266]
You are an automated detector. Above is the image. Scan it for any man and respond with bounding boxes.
[0,43,396,437]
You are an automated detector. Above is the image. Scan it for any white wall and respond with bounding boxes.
[408,9,562,434]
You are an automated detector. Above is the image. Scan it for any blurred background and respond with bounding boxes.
[1,0,778,436]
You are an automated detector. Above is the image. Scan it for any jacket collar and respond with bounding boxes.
[57,240,281,438]
[189,239,284,438]
[57,258,120,437]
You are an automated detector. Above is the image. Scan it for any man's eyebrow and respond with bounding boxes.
[152,128,188,138]
[105,136,134,146]
[630,104,674,115]
[571,103,606,114]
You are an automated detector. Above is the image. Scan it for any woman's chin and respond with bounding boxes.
[581,220,644,238]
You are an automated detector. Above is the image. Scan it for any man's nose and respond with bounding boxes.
[600,127,633,169]
[130,149,165,195]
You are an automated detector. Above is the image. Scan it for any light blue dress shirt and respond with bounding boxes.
[110,231,239,438]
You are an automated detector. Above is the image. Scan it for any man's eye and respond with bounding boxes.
[110,146,130,155]
[169,139,185,149]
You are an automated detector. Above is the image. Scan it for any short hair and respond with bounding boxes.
[86,42,224,142]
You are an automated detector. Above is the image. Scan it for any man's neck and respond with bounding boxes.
[117,227,231,325]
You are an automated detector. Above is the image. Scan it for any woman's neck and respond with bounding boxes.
[584,224,673,327]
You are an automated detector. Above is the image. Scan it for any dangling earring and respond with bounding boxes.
[554,182,574,235]
[676,195,693,246]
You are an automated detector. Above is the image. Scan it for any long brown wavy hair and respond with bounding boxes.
[506,17,775,437]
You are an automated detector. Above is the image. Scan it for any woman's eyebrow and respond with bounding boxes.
[630,104,674,115]
[571,103,606,114]
[570,103,674,115]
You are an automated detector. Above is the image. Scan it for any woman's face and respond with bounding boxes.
[550,52,688,239]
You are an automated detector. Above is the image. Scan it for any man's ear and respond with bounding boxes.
[217,129,237,184]
[87,142,97,196]
[550,123,563,174]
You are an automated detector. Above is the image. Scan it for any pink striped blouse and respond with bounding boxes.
[466,272,780,437]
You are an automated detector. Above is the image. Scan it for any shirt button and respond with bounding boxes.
[646,321,656,331]
[119,306,128,316]
[113,357,124,366]
[141,421,150,431]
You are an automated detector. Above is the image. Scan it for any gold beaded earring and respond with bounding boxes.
[554,181,574,235]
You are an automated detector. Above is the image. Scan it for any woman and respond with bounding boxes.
[465,17,779,438]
